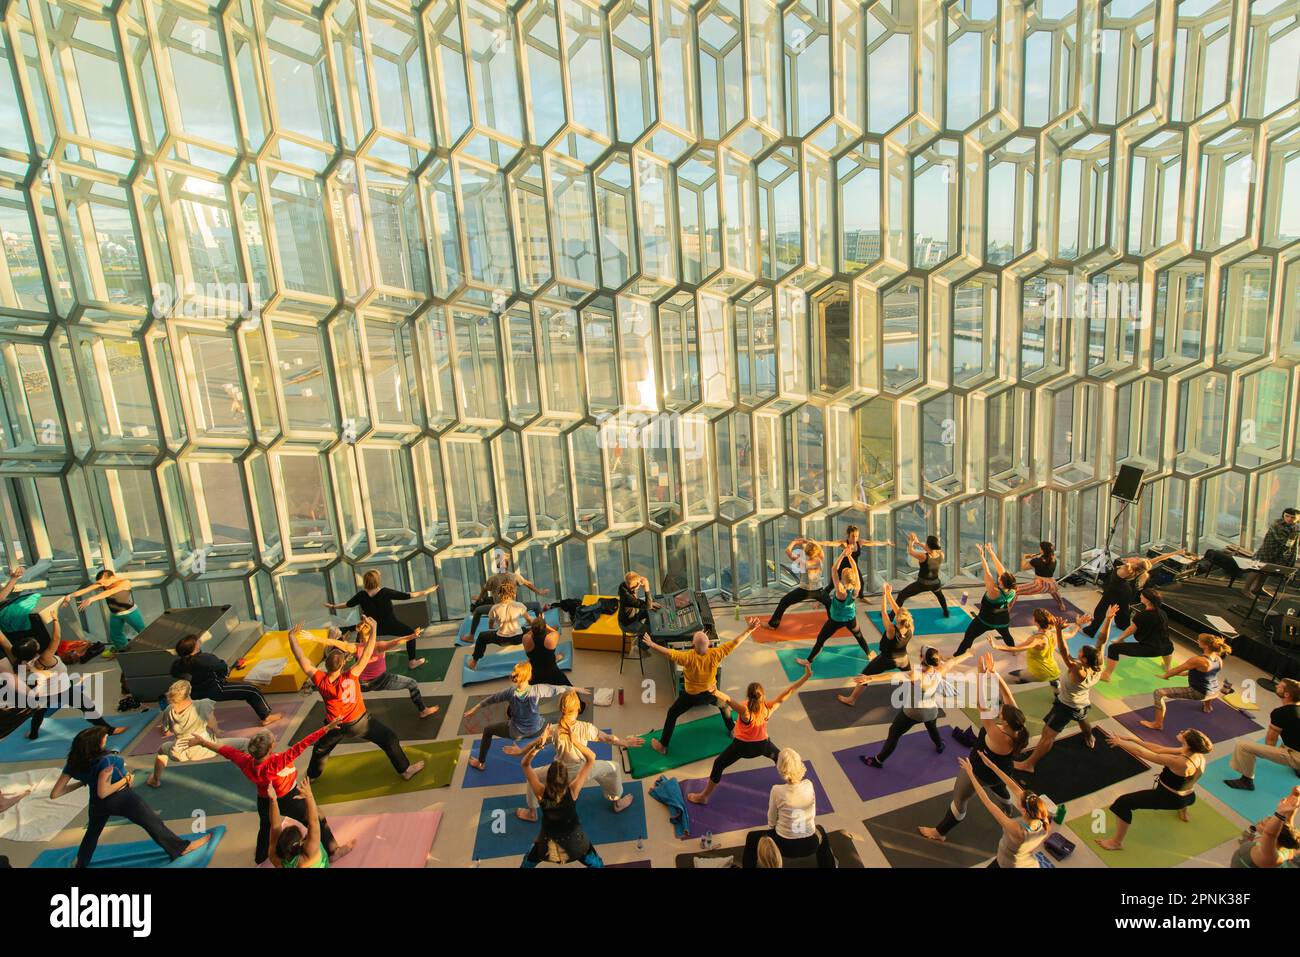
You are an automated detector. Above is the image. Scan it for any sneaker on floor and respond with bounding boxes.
[1223,776,1255,791]
[101,647,117,660]
[116,695,140,712]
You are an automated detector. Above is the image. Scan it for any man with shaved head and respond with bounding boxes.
[642,619,759,755]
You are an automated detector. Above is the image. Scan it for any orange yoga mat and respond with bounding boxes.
[751,610,826,643]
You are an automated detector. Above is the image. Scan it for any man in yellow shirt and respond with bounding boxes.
[642,618,759,754]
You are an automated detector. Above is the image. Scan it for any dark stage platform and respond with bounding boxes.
[1156,576,1300,684]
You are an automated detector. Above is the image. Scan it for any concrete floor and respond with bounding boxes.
[0,582,1279,868]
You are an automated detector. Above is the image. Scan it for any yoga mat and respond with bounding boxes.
[752,611,827,644]
[311,738,461,804]
[456,607,562,644]
[1201,741,1300,825]
[627,713,732,779]
[386,647,455,682]
[457,688,593,735]
[775,643,877,681]
[608,859,652,868]
[471,780,647,861]
[461,641,574,685]
[866,605,969,636]
[960,683,1060,741]
[1065,798,1242,868]
[1011,728,1150,804]
[1222,689,1258,712]
[833,730,962,802]
[1097,657,1182,699]
[257,810,442,868]
[127,699,306,758]
[0,707,157,764]
[863,790,1004,868]
[462,731,614,788]
[1007,596,1085,627]
[288,694,452,748]
[1114,702,1259,749]
[144,759,260,819]
[32,825,226,869]
[679,763,833,838]
[798,683,946,732]
[230,629,326,693]
[673,828,864,868]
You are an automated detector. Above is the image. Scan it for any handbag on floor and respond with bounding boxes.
[1044,832,1075,860]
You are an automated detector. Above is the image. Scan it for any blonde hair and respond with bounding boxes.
[756,836,783,868]
[511,661,533,685]
[1197,632,1231,657]
[776,747,806,784]
[804,541,823,562]
[624,572,639,588]
[165,679,192,704]
[894,609,914,641]
[362,569,381,590]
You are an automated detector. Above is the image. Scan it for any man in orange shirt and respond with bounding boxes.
[642,619,758,754]
[286,619,426,783]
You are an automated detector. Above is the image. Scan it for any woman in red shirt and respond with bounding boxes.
[188,716,353,865]
[686,661,813,806]
[286,619,426,782]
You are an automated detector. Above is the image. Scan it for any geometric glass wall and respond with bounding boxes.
[0,0,1297,631]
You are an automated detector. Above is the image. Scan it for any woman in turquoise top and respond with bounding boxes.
[955,543,1018,655]
[798,546,872,667]
[268,776,329,868]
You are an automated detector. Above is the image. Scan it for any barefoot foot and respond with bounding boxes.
[1096,838,1123,851]
[182,833,214,856]
[419,705,440,718]
[402,760,426,780]
[612,793,634,813]
[917,826,945,843]
[331,840,356,861]
[686,792,708,805]
[651,740,667,755]
[1139,719,1162,731]
[516,808,538,822]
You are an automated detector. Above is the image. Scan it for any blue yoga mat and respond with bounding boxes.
[1201,741,1300,826]
[33,825,226,869]
[472,781,647,861]
[462,731,614,789]
[865,605,970,636]
[456,608,561,645]
[0,707,158,764]
[461,640,573,685]
[775,643,877,681]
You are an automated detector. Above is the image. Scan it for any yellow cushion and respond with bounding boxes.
[229,629,327,694]
[573,594,624,652]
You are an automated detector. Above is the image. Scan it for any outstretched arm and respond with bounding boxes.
[975,544,997,594]
[984,542,1007,578]
[349,618,378,677]
[958,758,1019,832]
[286,623,317,677]
[772,661,813,705]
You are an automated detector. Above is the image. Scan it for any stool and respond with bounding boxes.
[620,629,646,675]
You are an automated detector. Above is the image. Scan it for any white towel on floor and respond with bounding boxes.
[0,767,84,842]
[245,657,288,685]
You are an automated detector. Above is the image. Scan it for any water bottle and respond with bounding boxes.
[636,834,644,852]
[960,591,969,607]
[618,687,624,705]
[733,602,741,620]
[704,830,714,849]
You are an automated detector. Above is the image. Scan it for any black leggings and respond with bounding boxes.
[1106,641,1172,662]
[1110,784,1195,824]
[78,789,189,867]
[476,720,539,763]
[255,785,338,865]
[956,620,1014,656]
[875,710,943,763]
[192,678,271,721]
[471,630,524,662]
[307,712,409,779]
[768,586,829,626]
[28,705,113,739]
[1084,599,1131,638]
[808,618,872,662]
[742,826,837,868]
[661,691,733,749]
[708,737,781,782]
[895,580,949,613]
[860,651,905,679]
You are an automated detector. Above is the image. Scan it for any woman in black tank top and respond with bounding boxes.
[1096,727,1213,852]
[1015,541,1066,610]
[521,618,570,687]
[920,657,1030,844]
[817,526,891,598]
[520,732,602,867]
[895,532,950,615]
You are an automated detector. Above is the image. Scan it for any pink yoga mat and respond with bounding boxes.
[127,699,307,757]
[258,810,442,868]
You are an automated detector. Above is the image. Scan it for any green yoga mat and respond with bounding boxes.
[387,646,455,682]
[1092,656,1169,700]
[627,713,733,779]
[775,643,877,681]
[1065,798,1241,868]
[960,683,1060,741]
[311,738,461,804]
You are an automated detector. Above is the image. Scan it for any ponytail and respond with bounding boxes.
[1001,705,1029,753]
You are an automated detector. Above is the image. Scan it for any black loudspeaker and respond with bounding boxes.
[1110,464,1145,503]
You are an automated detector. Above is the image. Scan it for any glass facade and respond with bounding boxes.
[0,0,1297,629]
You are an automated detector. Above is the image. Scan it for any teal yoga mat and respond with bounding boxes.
[33,826,226,868]
[775,643,876,680]
[0,707,158,763]
[865,605,970,636]
[461,641,573,685]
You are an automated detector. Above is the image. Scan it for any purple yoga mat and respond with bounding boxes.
[1007,596,1085,628]
[833,727,963,802]
[1115,702,1259,749]
[127,698,306,757]
[678,762,833,838]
